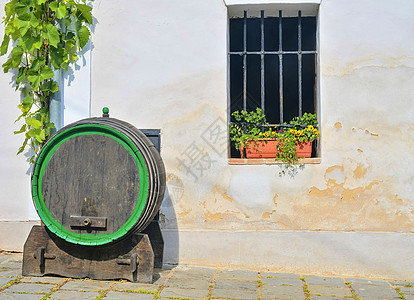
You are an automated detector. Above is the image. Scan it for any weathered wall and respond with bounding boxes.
[0,0,413,278]
[317,0,414,232]
[92,0,414,233]
[90,0,414,278]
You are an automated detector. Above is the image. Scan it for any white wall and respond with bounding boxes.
[0,11,37,220]
[90,0,227,126]
[1,0,413,279]
[89,0,414,278]
[0,7,39,249]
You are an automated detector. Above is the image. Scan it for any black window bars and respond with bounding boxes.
[228,9,317,126]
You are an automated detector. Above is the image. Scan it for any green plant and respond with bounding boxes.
[229,107,268,151]
[0,276,22,292]
[229,109,319,166]
[1,0,93,162]
[394,287,405,299]
[300,276,311,300]
[289,112,318,127]
[275,123,319,165]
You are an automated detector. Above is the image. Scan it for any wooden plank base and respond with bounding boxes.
[22,226,154,283]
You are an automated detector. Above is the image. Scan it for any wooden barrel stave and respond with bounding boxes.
[92,118,165,233]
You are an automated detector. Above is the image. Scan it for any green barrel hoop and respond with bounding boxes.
[31,118,165,246]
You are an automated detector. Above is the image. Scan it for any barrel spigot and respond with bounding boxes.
[102,107,110,117]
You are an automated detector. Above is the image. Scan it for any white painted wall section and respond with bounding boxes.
[0,0,413,279]
[63,43,91,125]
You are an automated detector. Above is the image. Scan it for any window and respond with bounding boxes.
[228,9,318,158]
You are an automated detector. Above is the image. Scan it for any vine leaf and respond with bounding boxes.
[48,1,58,12]
[43,24,60,48]
[50,47,66,69]
[0,34,10,55]
[40,65,54,80]
[31,57,46,71]
[16,67,26,84]
[76,4,93,24]
[2,46,23,72]
[76,25,90,49]
[15,18,31,36]
[17,137,29,155]
[56,3,66,19]
[21,30,37,52]
[27,72,42,90]
[14,1,30,16]
[40,81,58,93]
[26,118,42,129]
[14,124,26,134]
[30,14,40,27]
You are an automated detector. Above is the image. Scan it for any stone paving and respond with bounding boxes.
[0,252,412,300]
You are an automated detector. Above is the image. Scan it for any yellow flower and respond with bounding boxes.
[290,129,296,134]
[313,129,319,135]
[264,132,269,137]
[259,132,263,136]
[296,130,303,136]
[307,125,314,130]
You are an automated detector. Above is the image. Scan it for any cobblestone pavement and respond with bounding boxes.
[0,252,412,300]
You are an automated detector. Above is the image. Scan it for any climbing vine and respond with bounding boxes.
[1,0,93,162]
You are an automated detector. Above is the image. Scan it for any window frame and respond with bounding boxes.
[226,4,321,163]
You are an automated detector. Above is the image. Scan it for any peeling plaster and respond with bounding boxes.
[262,211,276,219]
[351,127,379,137]
[204,211,223,221]
[353,164,368,179]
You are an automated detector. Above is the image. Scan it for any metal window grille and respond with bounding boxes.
[228,10,317,157]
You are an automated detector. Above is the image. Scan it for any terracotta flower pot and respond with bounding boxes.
[295,141,312,158]
[241,139,312,159]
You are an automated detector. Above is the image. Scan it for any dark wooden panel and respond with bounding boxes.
[139,129,161,152]
[42,135,140,236]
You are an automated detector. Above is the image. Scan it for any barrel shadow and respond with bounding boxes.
[159,185,179,268]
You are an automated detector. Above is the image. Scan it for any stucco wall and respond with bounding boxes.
[91,0,413,232]
[89,0,414,277]
[0,0,413,278]
[0,8,39,251]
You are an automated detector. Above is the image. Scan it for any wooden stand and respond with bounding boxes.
[22,224,164,283]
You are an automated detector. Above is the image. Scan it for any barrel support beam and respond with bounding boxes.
[116,253,138,273]
[23,225,154,283]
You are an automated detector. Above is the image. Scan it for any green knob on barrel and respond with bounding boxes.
[102,107,109,117]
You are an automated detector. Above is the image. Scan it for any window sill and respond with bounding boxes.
[228,157,321,165]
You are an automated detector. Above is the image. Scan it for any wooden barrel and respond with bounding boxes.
[31,117,166,246]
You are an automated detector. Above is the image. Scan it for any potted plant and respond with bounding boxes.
[229,108,319,164]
